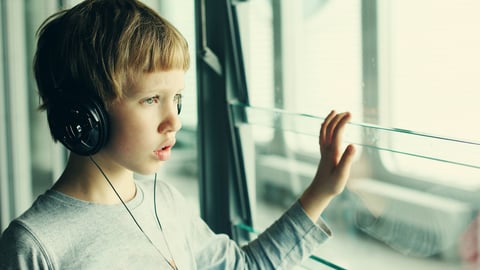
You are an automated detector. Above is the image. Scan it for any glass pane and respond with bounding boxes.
[232,107,480,269]
[235,0,364,176]
[235,0,480,268]
[377,0,480,188]
[237,0,362,133]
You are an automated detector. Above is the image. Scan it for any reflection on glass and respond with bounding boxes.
[232,103,480,171]
[235,0,480,269]
[241,124,479,269]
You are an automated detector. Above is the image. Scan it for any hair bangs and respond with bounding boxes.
[146,28,190,72]
[120,19,190,91]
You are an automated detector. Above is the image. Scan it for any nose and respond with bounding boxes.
[158,104,182,134]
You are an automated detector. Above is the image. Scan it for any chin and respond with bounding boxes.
[134,162,165,176]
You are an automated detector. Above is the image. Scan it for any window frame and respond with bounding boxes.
[195,0,253,243]
[196,0,479,268]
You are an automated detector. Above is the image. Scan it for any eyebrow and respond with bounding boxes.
[127,87,184,99]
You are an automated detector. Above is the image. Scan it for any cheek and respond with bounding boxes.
[103,102,163,159]
[106,113,152,152]
[109,130,137,152]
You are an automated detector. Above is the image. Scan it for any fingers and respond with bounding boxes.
[337,144,356,178]
[331,112,351,146]
[320,110,336,147]
[321,110,351,147]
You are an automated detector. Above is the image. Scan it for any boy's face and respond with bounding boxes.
[100,69,185,175]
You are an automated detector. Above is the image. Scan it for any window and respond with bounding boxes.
[377,0,480,188]
[234,0,480,269]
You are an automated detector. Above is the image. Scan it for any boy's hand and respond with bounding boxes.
[299,110,356,221]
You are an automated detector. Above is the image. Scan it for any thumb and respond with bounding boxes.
[336,144,356,177]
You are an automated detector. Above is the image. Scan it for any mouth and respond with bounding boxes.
[153,139,176,160]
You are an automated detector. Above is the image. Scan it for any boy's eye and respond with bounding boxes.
[141,94,182,114]
[142,96,159,105]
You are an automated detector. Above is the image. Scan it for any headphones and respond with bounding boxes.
[47,94,109,156]
[47,91,183,156]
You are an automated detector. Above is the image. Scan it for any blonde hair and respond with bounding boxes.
[34,0,190,110]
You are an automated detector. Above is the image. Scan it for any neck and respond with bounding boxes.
[52,153,136,204]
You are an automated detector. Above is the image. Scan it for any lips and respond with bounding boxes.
[153,139,176,161]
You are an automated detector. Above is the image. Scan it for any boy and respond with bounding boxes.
[0,0,355,269]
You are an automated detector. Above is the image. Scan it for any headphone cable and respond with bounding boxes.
[89,156,178,270]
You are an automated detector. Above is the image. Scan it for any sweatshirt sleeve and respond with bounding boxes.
[191,200,332,270]
[0,221,52,270]
[241,201,331,269]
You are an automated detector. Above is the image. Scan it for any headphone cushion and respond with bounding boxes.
[48,96,109,156]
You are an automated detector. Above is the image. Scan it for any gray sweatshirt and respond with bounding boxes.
[0,179,331,269]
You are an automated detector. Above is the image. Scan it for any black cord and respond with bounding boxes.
[153,173,163,230]
[89,156,146,234]
[89,156,177,269]
[153,173,177,269]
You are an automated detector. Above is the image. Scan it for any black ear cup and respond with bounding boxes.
[48,96,109,156]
